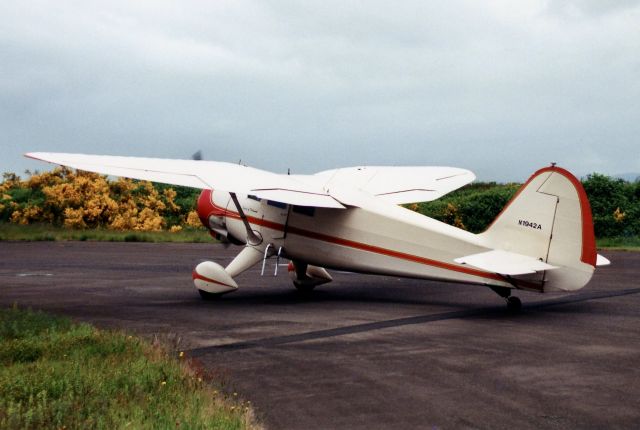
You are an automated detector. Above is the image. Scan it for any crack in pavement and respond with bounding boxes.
[187,287,640,356]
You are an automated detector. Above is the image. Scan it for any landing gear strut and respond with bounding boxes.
[490,286,522,311]
[288,261,333,293]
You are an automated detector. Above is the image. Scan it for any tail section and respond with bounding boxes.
[480,166,597,292]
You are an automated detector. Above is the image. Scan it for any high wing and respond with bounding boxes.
[25,153,475,208]
[311,166,475,205]
[25,152,344,208]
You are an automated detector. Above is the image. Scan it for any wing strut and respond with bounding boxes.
[229,192,263,245]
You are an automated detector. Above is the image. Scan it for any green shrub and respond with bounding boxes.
[3,168,640,241]
[416,183,519,233]
[582,173,640,238]
[415,174,640,239]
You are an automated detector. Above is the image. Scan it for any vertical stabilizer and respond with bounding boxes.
[480,166,597,292]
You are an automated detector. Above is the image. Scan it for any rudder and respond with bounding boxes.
[481,166,597,292]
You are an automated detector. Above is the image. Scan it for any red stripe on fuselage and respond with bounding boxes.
[203,194,508,284]
[285,226,506,282]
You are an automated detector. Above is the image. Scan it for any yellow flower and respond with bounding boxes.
[163,188,180,212]
[613,207,626,223]
[186,210,202,228]
[63,207,86,229]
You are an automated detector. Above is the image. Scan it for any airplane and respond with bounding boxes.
[25,152,610,310]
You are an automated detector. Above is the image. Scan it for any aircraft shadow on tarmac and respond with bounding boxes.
[155,286,640,357]
[161,284,507,310]
[149,280,640,316]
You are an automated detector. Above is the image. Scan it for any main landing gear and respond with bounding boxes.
[491,286,522,312]
[506,296,522,312]
[288,261,333,294]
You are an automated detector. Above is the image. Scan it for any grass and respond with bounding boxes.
[0,223,213,243]
[0,306,260,430]
[596,236,640,251]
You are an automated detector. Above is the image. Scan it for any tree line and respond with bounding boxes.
[413,173,639,238]
[1,168,638,238]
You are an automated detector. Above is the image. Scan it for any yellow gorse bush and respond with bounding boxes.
[1,168,200,231]
[185,210,203,228]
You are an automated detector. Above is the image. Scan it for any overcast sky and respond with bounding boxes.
[2,0,639,181]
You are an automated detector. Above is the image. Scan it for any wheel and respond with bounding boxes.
[198,289,224,301]
[506,296,522,311]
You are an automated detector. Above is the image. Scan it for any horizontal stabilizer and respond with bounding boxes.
[454,249,558,276]
[596,254,610,266]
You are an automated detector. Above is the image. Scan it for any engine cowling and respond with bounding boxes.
[196,189,245,244]
[197,189,226,237]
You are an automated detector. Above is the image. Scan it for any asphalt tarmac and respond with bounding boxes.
[1,241,639,429]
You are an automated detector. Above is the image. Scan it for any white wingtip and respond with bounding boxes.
[24,152,58,163]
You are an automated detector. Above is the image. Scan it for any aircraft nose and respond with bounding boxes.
[196,189,229,233]
[197,189,217,228]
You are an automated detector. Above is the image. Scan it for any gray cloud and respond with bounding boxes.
[546,0,640,17]
[2,0,639,181]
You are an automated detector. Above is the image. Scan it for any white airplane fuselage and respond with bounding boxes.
[200,189,514,290]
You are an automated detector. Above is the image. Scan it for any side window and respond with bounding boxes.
[292,205,315,217]
[267,200,287,209]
